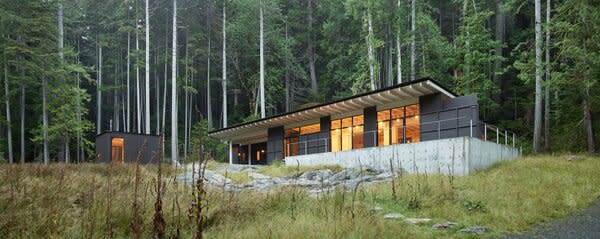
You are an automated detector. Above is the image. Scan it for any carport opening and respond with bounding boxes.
[111,138,125,163]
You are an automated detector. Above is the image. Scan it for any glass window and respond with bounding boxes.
[377,110,390,122]
[405,115,420,143]
[330,115,364,152]
[111,138,124,163]
[331,119,341,129]
[342,117,353,128]
[300,123,320,135]
[391,118,403,144]
[353,115,364,126]
[341,127,353,151]
[405,104,419,117]
[391,108,404,119]
[331,128,341,152]
[377,104,420,146]
[378,121,390,146]
[353,125,364,149]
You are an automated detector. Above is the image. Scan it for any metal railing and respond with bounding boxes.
[283,117,518,157]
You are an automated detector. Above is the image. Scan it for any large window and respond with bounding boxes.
[377,104,420,146]
[331,115,364,152]
[284,123,321,156]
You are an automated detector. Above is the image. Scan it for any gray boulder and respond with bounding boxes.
[459,226,488,234]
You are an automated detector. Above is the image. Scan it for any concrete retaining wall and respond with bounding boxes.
[284,137,521,176]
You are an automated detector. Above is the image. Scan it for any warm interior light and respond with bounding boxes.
[415,115,419,119]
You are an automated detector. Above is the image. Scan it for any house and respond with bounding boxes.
[208,78,520,175]
[95,132,161,164]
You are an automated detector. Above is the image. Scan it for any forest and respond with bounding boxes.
[1,0,599,164]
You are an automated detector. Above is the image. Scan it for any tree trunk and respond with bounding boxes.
[259,0,265,118]
[307,0,317,95]
[207,5,212,128]
[184,34,189,162]
[543,0,551,151]
[4,59,13,164]
[462,0,471,83]
[493,1,504,84]
[76,39,81,163]
[533,0,542,153]
[367,8,376,90]
[127,31,131,132]
[396,0,402,84]
[285,22,290,112]
[58,2,64,60]
[410,0,416,82]
[162,17,168,136]
[97,43,102,135]
[171,0,178,165]
[222,0,227,127]
[42,76,49,164]
[20,70,25,163]
[155,54,160,135]
[583,97,595,154]
[136,26,141,134]
[144,0,151,134]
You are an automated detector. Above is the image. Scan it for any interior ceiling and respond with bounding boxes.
[210,80,454,141]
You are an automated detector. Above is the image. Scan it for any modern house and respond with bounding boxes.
[209,78,520,175]
[95,132,161,164]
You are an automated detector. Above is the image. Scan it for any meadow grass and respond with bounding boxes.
[0,155,598,238]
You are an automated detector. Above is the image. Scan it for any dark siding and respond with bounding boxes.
[320,116,331,151]
[95,132,160,164]
[267,126,284,163]
[363,106,377,147]
[419,93,479,141]
[95,133,111,163]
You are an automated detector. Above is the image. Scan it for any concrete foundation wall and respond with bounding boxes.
[284,137,521,176]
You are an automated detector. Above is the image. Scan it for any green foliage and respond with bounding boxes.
[190,120,227,162]
[454,4,502,117]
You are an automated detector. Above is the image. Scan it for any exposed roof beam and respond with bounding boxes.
[404,86,422,96]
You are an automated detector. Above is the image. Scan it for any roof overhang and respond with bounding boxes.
[209,78,455,141]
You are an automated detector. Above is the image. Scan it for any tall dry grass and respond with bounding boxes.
[0,155,598,238]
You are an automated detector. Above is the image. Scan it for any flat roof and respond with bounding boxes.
[96,131,161,138]
[209,77,456,141]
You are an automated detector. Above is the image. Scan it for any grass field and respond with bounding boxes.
[0,155,599,238]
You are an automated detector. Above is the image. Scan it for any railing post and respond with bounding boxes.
[496,127,499,144]
[505,130,508,145]
[469,119,473,138]
[304,141,307,155]
[403,126,406,143]
[513,133,516,148]
[484,123,487,141]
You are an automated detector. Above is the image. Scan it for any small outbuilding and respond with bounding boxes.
[95,131,161,164]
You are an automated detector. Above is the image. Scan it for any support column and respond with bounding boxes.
[248,143,252,166]
[364,106,377,147]
[267,126,284,163]
[228,142,232,165]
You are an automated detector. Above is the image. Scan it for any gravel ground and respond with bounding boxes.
[501,198,600,239]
